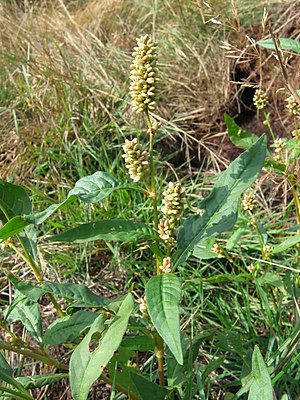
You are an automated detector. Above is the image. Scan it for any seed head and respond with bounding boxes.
[253,89,268,110]
[242,191,256,212]
[129,34,159,114]
[158,218,175,245]
[159,257,172,273]
[286,95,300,116]
[161,182,185,226]
[122,138,148,182]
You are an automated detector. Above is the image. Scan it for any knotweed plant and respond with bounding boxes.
[1,33,282,400]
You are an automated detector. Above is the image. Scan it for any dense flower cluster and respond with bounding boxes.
[158,219,175,245]
[273,138,286,162]
[242,191,256,212]
[286,95,300,116]
[161,182,185,222]
[159,182,185,244]
[129,34,158,114]
[253,88,268,110]
[159,257,172,273]
[122,138,148,182]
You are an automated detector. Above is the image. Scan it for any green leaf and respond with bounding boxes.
[0,216,29,241]
[70,293,134,400]
[257,38,300,53]
[5,294,43,342]
[249,346,273,400]
[145,274,183,365]
[131,373,167,400]
[0,353,13,377]
[7,274,45,302]
[226,227,245,251]
[193,238,217,259]
[272,234,300,254]
[0,181,37,261]
[237,345,273,400]
[16,373,68,390]
[167,333,201,388]
[42,282,110,307]
[256,272,283,288]
[0,180,31,222]
[50,219,153,243]
[0,368,34,400]
[176,135,267,266]
[225,114,261,149]
[0,172,119,242]
[121,335,155,351]
[68,171,118,203]
[44,311,97,345]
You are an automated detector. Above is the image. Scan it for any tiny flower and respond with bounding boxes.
[159,257,172,273]
[129,34,159,114]
[286,95,300,116]
[161,182,185,226]
[273,138,285,153]
[122,138,148,182]
[147,121,160,135]
[262,244,271,258]
[273,137,286,162]
[138,297,150,320]
[212,243,223,258]
[242,191,256,212]
[247,263,255,272]
[158,218,175,245]
[253,88,269,110]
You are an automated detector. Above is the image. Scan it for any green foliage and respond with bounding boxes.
[1,11,299,399]
[44,311,97,345]
[175,135,267,266]
[237,345,273,400]
[69,294,133,400]
[146,273,183,365]
[50,219,154,243]
[257,38,300,53]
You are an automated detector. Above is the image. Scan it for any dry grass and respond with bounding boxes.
[0,0,299,181]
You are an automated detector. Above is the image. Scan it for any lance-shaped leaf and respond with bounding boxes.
[50,219,154,243]
[5,294,43,343]
[237,345,273,400]
[0,367,35,400]
[175,135,266,267]
[0,172,119,242]
[68,171,118,203]
[0,180,31,221]
[44,311,97,345]
[16,373,68,390]
[145,274,183,365]
[8,275,110,307]
[70,293,134,400]
[225,114,261,150]
[257,38,300,53]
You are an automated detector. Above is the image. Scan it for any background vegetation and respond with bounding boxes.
[0,0,299,399]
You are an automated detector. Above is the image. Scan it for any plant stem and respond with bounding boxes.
[0,342,68,370]
[263,111,275,141]
[0,386,35,400]
[154,334,165,386]
[0,342,141,400]
[7,236,64,317]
